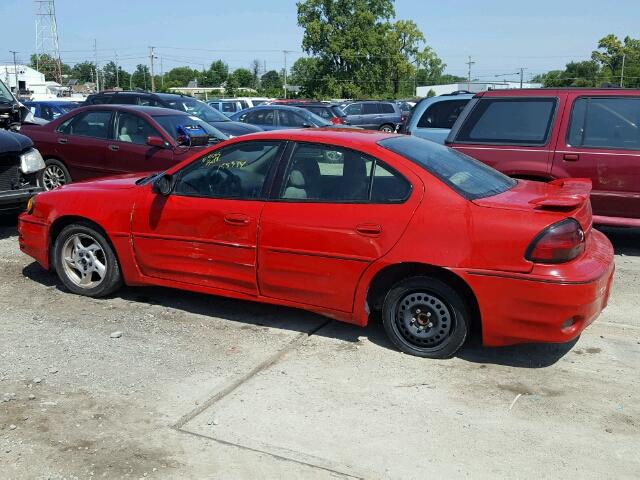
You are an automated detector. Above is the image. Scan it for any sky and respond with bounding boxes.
[2,0,639,82]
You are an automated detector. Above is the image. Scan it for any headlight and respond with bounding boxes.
[20,148,45,174]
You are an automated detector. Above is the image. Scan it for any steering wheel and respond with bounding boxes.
[206,167,241,196]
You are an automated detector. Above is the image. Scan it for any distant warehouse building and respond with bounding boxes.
[0,63,67,99]
[416,81,542,97]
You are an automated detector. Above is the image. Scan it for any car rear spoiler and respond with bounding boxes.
[529,178,592,210]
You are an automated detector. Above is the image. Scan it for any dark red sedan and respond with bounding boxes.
[20,105,226,190]
[18,129,614,358]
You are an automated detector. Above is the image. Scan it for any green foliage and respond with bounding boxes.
[101,61,131,90]
[29,54,70,82]
[230,68,254,88]
[535,34,640,88]
[207,60,229,87]
[131,64,150,90]
[70,61,97,84]
[260,70,283,96]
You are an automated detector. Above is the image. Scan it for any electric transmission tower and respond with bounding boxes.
[35,0,63,83]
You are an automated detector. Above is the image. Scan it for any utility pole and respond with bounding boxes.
[519,67,526,88]
[621,53,626,87]
[149,46,156,92]
[9,51,19,94]
[160,57,164,88]
[466,56,475,91]
[93,39,99,92]
[283,50,290,99]
[114,51,120,89]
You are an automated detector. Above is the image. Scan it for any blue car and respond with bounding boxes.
[23,101,82,122]
[402,92,473,143]
[230,105,349,131]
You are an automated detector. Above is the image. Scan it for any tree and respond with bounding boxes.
[70,61,97,84]
[131,64,150,90]
[164,66,199,87]
[251,59,261,88]
[207,60,229,87]
[289,57,321,96]
[101,61,130,90]
[260,70,283,96]
[29,54,70,82]
[230,68,254,88]
[592,34,640,87]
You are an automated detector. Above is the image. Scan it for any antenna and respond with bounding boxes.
[35,0,62,83]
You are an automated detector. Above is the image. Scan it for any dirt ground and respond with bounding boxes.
[0,217,638,479]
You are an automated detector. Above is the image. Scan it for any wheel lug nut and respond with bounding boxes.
[416,309,421,314]
[428,322,433,328]
[427,312,431,317]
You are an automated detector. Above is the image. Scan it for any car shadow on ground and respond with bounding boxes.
[23,261,580,368]
[597,226,640,256]
[0,215,18,240]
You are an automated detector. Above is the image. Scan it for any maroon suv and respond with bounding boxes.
[446,88,640,227]
[20,105,225,190]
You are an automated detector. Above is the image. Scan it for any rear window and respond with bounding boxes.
[456,97,557,145]
[417,99,469,129]
[568,97,640,150]
[379,103,395,114]
[378,136,516,200]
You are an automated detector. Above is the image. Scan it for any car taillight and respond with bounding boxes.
[525,219,585,264]
[331,117,344,125]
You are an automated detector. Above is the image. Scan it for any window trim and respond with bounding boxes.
[272,141,412,205]
[170,140,286,202]
[566,95,640,152]
[453,96,559,147]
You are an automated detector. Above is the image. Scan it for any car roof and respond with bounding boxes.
[242,104,315,112]
[477,88,640,97]
[229,127,402,146]
[74,104,186,116]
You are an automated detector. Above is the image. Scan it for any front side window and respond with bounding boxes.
[280,143,410,203]
[567,97,640,150]
[417,99,469,129]
[115,112,159,145]
[58,110,112,139]
[138,97,159,107]
[245,109,275,126]
[344,103,362,115]
[222,102,237,113]
[278,110,307,127]
[456,98,557,145]
[379,136,516,200]
[173,141,283,199]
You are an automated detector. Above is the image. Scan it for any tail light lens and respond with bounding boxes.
[331,116,344,125]
[525,219,585,264]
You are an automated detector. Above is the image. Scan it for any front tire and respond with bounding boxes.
[379,124,395,133]
[41,159,71,190]
[53,224,123,297]
[382,276,469,358]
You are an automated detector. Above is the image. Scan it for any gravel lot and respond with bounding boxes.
[0,216,638,479]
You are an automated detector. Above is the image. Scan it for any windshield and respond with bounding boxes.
[0,79,15,103]
[300,108,332,127]
[163,97,230,122]
[378,136,516,200]
[152,114,228,144]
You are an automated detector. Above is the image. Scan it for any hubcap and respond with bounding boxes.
[395,292,452,348]
[42,165,67,190]
[61,234,107,289]
[381,126,393,132]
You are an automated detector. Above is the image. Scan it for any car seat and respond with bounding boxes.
[282,157,321,200]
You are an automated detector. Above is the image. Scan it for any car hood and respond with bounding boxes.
[208,121,263,136]
[0,129,33,155]
[58,172,148,191]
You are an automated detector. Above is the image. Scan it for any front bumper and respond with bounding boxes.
[0,186,43,212]
[18,214,50,269]
[455,230,615,347]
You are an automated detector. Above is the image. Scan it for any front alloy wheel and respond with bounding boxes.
[382,276,469,358]
[54,224,123,297]
[41,161,70,190]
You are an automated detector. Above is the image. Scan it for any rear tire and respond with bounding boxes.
[382,276,469,358]
[41,159,71,190]
[379,124,395,133]
[53,224,123,298]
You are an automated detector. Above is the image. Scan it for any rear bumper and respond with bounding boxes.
[455,230,615,347]
[18,214,50,269]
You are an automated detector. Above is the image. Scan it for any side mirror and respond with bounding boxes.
[152,174,174,196]
[147,135,167,148]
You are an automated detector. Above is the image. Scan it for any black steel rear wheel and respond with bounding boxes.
[382,276,469,358]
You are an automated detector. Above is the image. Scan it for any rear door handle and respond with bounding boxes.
[108,145,120,152]
[356,223,382,236]
[57,138,68,144]
[563,153,579,161]
[224,213,250,226]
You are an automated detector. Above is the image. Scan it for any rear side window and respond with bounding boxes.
[58,110,112,139]
[567,97,640,150]
[111,95,139,105]
[456,98,557,145]
[362,103,379,115]
[379,103,395,114]
[417,99,469,129]
[379,136,516,200]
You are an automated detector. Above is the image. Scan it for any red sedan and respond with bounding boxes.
[18,129,614,358]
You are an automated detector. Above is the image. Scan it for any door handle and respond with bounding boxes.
[108,145,120,152]
[356,223,382,236]
[57,138,68,144]
[224,213,250,226]
[563,153,579,161]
